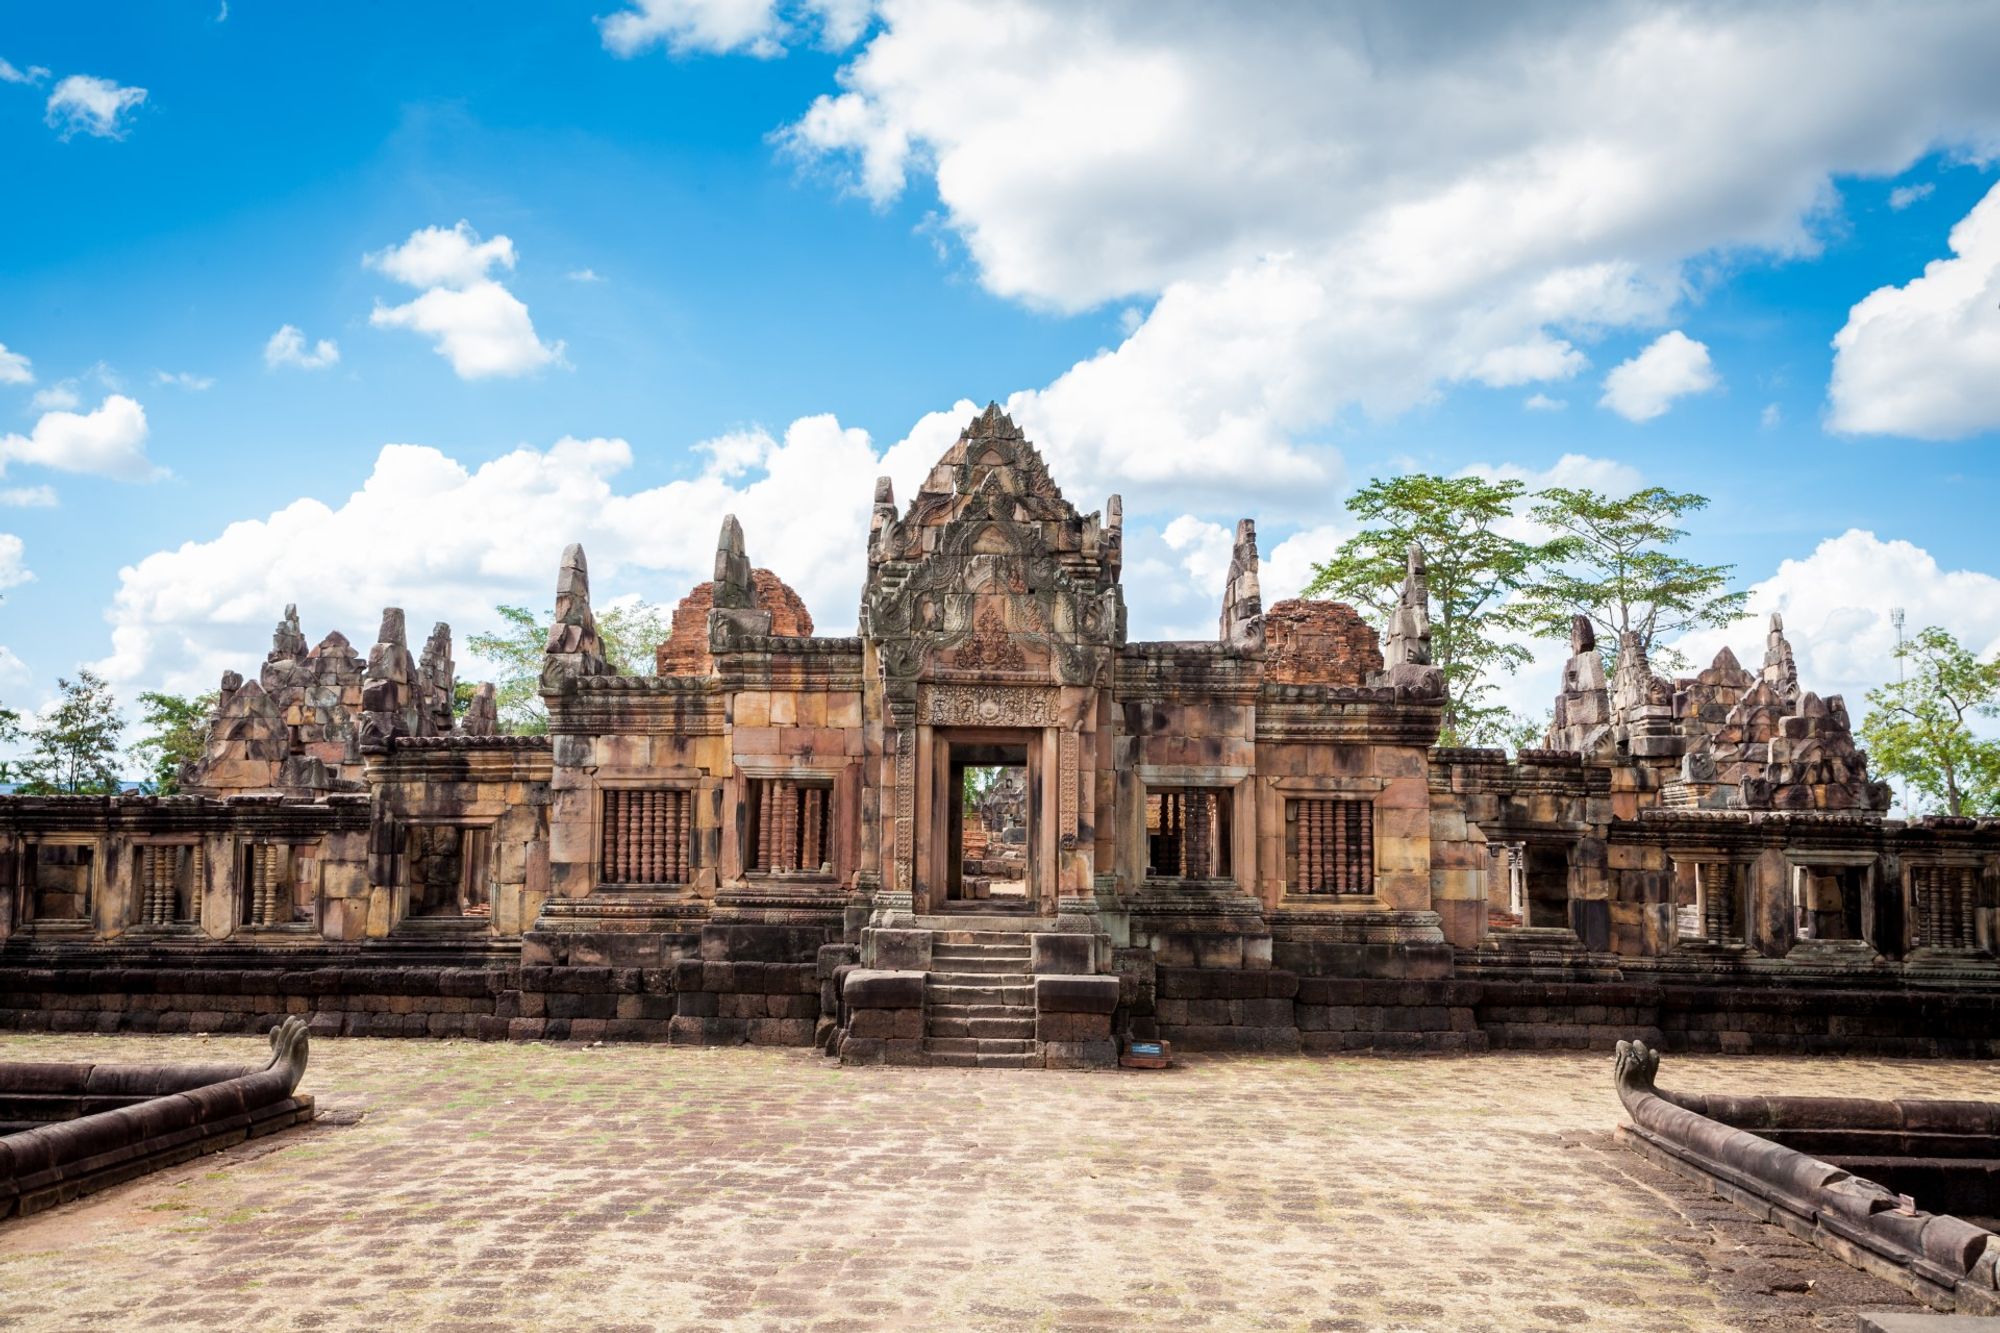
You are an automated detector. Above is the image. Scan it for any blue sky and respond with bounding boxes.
[2,1,1999,750]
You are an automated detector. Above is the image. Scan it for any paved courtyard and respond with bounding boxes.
[0,1036,1987,1331]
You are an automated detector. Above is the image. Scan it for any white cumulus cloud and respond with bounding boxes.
[0,395,159,482]
[1674,530,2000,712]
[768,2,2000,503]
[366,221,564,379]
[95,418,891,693]
[0,486,57,508]
[152,370,214,391]
[0,534,30,589]
[1599,331,1719,422]
[0,344,30,386]
[365,221,518,289]
[44,74,146,140]
[1827,180,2000,440]
[264,325,340,371]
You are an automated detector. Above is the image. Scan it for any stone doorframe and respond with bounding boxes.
[917,726,1051,915]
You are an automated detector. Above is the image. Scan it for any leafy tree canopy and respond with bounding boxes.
[1510,486,1748,673]
[1859,625,2000,817]
[1304,473,1549,746]
[14,669,125,795]
[131,690,216,795]
[465,601,668,734]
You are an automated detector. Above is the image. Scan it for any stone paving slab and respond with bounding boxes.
[0,1035,1983,1331]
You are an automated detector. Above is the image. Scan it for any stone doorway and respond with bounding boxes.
[957,756,1029,906]
[930,731,1041,913]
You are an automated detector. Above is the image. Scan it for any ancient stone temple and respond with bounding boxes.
[1,404,1997,1066]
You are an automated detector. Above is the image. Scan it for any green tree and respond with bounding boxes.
[0,704,22,786]
[1858,626,2000,817]
[130,690,217,795]
[1511,486,1747,672]
[962,765,1002,812]
[1304,474,1548,746]
[465,600,669,734]
[15,669,126,794]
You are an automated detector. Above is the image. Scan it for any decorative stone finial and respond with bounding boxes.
[1545,614,1611,754]
[359,606,421,752]
[461,681,499,737]
[1220,517,1264,652]
[270,604,307,662]
[707,515,774,652]
[1384,543,1432,668]
[713,515,752,610]
[1763,611,1799,703]
[1370,542,1444,697]
[541,543,610,689]
[418,622,455,738]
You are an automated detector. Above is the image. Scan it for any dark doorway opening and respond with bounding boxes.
[1524,843,1571,929]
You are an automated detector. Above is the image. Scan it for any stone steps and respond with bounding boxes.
[926,955,1027,974]
[929,982,1035,1008]
[928,996,1040,1016]
[922,1042,1039,1068]
[926,1013,1036,1039]
[923,928,1040,1063]
[916,915,1056,935]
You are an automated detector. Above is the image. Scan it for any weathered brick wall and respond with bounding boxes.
[1261,599,1384,686]
[656,571,815,676]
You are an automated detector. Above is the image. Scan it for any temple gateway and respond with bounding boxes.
[2,406,1996,1067]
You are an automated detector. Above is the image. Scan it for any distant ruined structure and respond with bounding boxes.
[1,405,1996,1066]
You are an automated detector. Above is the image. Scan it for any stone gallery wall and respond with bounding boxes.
[2,405,1997,1066]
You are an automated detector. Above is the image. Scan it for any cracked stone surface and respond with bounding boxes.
[0,1037,1979,1330]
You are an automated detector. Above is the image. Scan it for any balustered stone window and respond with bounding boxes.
[601,788,692,886]
[1674,859,1747,947]
[1145,787,1232,879]
[239,843,313,927]
[748,778,833,875]
[137,844,199,925]
[1910,864,1980,951]
[1285,797,1374,895]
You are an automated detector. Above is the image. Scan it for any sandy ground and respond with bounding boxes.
[0,1035,1988,1332]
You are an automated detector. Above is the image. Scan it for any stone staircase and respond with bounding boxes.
[923,932,1038,1068]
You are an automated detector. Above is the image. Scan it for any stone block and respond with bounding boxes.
[746,1017,816,1046]
[1030,932,1093,975]
[843,969,926,1010]
[1042,1040,1117,1070]
[1034,974,1119,1014]
[1037,1011,1111,1042]
[848,1007,924,1040]
[866,928,933,971]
